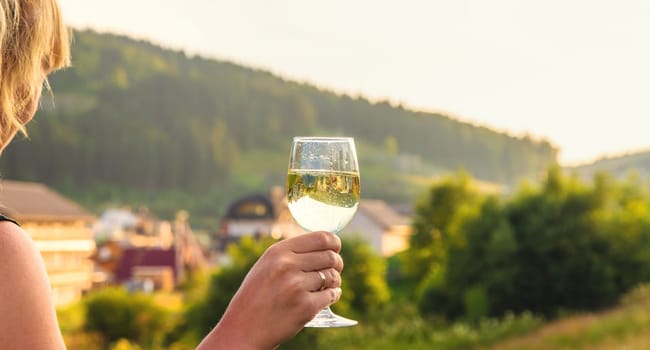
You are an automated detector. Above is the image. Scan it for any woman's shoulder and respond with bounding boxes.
[0,221,45,295]
[0,220,38,265]
[0,221,66,349]
[0,220,36,259]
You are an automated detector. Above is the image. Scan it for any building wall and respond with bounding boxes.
[381,225,411,256]
[21,221,95,306]
[342,213,411,257]
[341,212,384,254]
[225,219,275,237]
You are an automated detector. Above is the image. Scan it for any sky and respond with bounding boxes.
[57,0,650,165]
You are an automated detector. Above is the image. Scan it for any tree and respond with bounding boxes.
[438,168,623,319]
[185,236,275,336]
[410,168,650,320]
[337,237,390,317]
[402,172,484,283]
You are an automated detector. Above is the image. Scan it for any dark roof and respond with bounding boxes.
[114,247,177,283]
[225,194,275,220]
[0,180,94,222]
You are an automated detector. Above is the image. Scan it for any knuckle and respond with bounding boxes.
[336,273,342,287]
[329,269,341,287]
[335,254,344,271]
[265,242,282,258]
[286,275,304,295]
[328,288,339,304]
[326,251,338,266]
[332,234,342,251]
[315,231,330,247]
[275,256,296,276]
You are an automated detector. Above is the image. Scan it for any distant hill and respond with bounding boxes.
[567,150,650,181]
[0,30,558,224]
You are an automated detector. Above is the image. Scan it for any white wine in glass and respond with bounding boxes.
[287,136,360,327]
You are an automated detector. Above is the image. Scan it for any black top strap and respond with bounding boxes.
[0,213,20,226]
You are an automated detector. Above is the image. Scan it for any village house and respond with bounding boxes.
[340,199,412,257]
[220,187,411,257]
[93,209,206,291]
[0,180,96,306]
[217,187,305,250]
[218,194,277,241]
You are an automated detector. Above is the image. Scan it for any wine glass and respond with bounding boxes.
[287,136,360,327]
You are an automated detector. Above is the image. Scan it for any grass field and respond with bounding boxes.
[485,284,650,350]
[57,284,650,349]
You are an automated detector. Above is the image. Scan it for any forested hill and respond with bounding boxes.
[568,150,650,181]
[0,30,557,217]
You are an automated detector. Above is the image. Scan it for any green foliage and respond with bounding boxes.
[185,236,276,337]
[416,266,460,317]
[464,285,490,323]
[83,287,170,347]
[288,304,543,350]
[411,167,650,321]
[337,237,391,317]
[65,281,650,349]
[110,339,143,350]
[403,171,485,284]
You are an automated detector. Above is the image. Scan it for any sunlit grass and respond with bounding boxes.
[282,302,543,349]
[487,284,650,350]
[57,278,650,349]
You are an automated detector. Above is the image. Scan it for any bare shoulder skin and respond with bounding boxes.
[0,221,65,349]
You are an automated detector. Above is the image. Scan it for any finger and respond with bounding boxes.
[294,250,343,272]
[312,271,327,292]
[310,288,342,310]
[306,269,341,292]
[281,231,341,254]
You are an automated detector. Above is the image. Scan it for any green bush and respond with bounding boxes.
[338,237,390,317]
[296,303,543,349]
[464,285,490,323]
[410,168,650,320]
[84,287,170,347]
[185,236,276,337]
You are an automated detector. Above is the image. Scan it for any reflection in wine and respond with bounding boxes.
[287,170,360,233]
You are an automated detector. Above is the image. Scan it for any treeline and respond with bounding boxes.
[401,168,650,320]
[569,149,650,182]
[0,30,555,201]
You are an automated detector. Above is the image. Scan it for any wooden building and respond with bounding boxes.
[0,180,96,305]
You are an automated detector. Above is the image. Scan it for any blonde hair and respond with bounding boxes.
[0,0,70,144]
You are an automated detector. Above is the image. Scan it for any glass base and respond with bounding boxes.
[304,306,358,328]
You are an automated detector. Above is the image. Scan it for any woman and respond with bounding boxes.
[0,1,343,349]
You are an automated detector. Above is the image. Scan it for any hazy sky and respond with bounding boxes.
[57,0,650,165]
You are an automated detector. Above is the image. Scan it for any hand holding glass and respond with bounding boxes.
[286,137,360,327]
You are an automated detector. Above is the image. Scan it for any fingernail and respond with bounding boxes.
[335,288,342,297]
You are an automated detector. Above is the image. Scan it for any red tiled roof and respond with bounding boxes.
[0,180,94,222]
